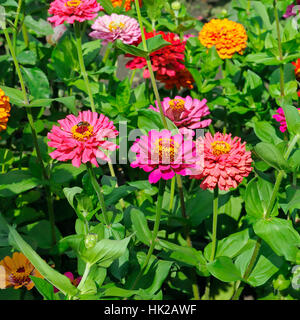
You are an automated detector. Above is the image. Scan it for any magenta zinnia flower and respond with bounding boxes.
[54,272,82,293]
[47,111,119,167]
[48,0,102,27]
[150,96,211,130]
[89,13,141,45]
[193,132,253,191]
[130,129,198,184]
[283,0,300,18]
[273,107,300,132]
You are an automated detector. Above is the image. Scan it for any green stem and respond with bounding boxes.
[274,0,284,97]
[168,176,176,212]
[13,0,23,51]
[210,188,219,262]
[77,263,91,292]
[74,21,96,112]
[231,238,262,300]
[86,163,110,227]
[134,0,169,130]
[130,180,166,290]
[3,27,56,245]
[231,134,299,299]
[176,174,200,300]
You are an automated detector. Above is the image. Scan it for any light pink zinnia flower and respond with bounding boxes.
[130,129,198,184]
[89,13,141,45]
[150,96,212,130]
[193,132,253,191]
[48,0,102,27]
[273,107,300,133]
[47,111,119,167]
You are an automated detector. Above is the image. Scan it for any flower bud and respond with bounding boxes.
[84,233,98,249]
[171,1,181,11]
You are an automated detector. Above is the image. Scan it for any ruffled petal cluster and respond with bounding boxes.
[110,0,142,11]
[292,58,300,81]
[48,0,102,27]
[89,13,141,45]
[0,252,43,290]
[193,132,253,191]
[126,30,186,79]
[47,110,119,167]
[199,18,247,59]
[130,129,197,184]
[0,88,11,133]
[156,68,195,91]
[150,96,211,130]
[273,107,300,133]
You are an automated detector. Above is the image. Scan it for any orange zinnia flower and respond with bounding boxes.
[198,18,247,59]
[0,252,43,290]
[110,0,142,11]
[156,68,195,90]
[292,59,300,81]
[0,88,11,132]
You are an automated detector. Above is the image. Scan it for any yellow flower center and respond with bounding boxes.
[65,0,81,7]
[168,99,185,112]
[71,121,94,141]
[154,138,179,163]
[108,21,125,32]
[211,140,231,156]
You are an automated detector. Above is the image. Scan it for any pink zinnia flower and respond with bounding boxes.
[283,0,300,18]
[273,107,300,132]
[130,129,199,184]
[193,132,253,191]
[47,110,119,168]
[89,13,141,45]
[48,0,102,27]
[54,272,82,293]
[150,96,212,130]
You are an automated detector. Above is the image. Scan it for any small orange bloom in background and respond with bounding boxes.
[0,88,11,133]
[198,18,247,59]
[0,252,43,290]
[292,59,300,81]
[110,0,142,11]
[156,68,195,91]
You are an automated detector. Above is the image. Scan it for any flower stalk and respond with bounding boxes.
[3,27,57,245]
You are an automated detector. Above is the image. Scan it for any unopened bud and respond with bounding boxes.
[84,233,98,249]
[171,1,181,11]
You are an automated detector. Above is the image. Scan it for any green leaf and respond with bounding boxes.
[98,0,114,14]
[81,237,131,267]
[0,170,41,197]
[115,39,148,58]
[0,85,26,106]
[207,256,242,282]
[280,105,300,135]
[130,208,152,245]
[6,220,78,297]
[24,16,53,37]
[204,229,250,260]
[253,217,300,262]
[245,177,278,218]
[30,276,55,300]
[27,96,77,114]
[254,142,288,171]
[142,34,171,53]
[21,67,50,99]
[50,164,85,185]
[254,121,282,144]
[235,240,284,287]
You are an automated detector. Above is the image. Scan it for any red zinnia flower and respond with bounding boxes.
[126,31,186,79]
[292,59,300,81]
